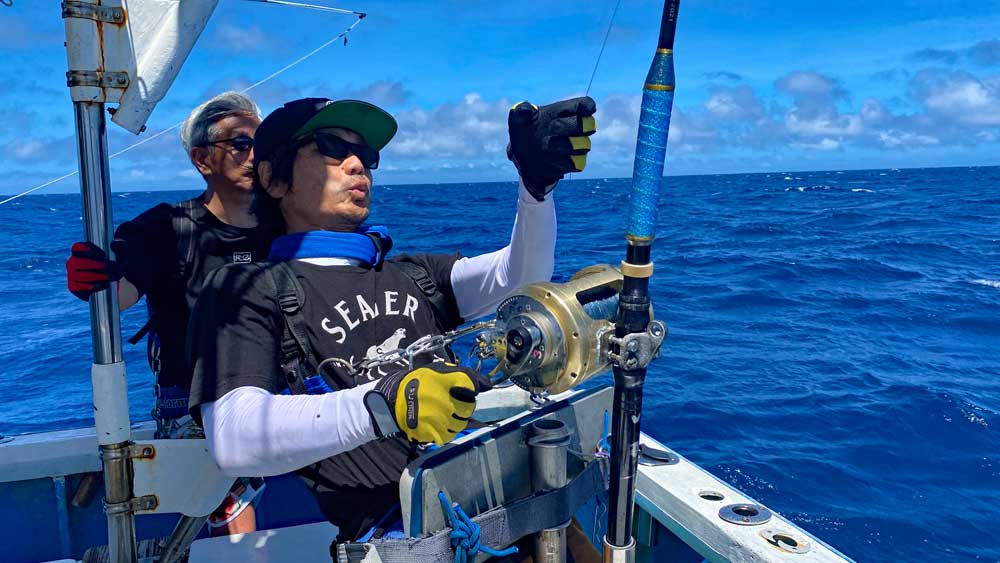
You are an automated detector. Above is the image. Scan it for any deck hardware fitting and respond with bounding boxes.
[697,489,725,501]
[530,391,552,406]
[135,494,158,512]
[100,442,156,461]
[128,443,156,459]
[62,1,125,23]
[104,494,158,515]
[718,503,772,526]
[760,529,811,554]
[637,443,678,466]
[66,70,130,89]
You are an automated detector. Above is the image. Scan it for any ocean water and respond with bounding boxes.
[1,167,998,562]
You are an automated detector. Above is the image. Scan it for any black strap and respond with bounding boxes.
[127,197,200,349]
[393,260,452,335]
[127,318,153,345]
[172,198,200,281]
[260,262,313,395]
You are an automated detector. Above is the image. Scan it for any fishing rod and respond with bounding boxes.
[604,0,679,561]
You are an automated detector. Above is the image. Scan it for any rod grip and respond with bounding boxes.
[627,51,675,240]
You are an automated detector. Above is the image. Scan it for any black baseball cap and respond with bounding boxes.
[253,98,398,168]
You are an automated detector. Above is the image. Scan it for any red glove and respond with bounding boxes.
[66,242,123,301]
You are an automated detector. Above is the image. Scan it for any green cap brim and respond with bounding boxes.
[294,100,398,150]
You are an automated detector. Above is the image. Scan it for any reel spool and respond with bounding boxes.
[494,264,625,394]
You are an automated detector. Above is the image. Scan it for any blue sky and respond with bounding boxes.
[1,0,999,195]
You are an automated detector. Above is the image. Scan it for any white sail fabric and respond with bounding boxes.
[113,0,219,133]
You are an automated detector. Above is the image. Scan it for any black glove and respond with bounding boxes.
[364,361,492,445]
[65,241,123,301]
[507,96,597,201]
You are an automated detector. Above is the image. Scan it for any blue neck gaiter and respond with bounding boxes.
[268,226,391,266]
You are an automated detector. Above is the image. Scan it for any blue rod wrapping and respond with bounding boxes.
[627,51,676,240]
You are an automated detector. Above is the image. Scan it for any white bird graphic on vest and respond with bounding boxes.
[366,328,407,361]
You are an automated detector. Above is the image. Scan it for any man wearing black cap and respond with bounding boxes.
[187,95,598,541]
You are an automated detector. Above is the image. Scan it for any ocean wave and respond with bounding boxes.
[784,184,833,192]
[972,279,1000,289]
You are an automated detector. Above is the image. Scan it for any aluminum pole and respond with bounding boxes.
[74,101,137,563]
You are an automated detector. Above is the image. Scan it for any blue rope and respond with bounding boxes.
[437,492,518,563]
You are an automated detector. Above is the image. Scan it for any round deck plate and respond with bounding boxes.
[760,529,812,554]
[638,443,679,466]
[719,503,772,526]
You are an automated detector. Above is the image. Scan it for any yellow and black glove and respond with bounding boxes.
[506,96,598,201]
[364,362,491,445]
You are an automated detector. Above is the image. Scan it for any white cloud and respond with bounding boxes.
[860,99,888,122]
[785,112,863,136]
[210,24,277,54]
[3,136,76,163]
[917,72,1000,125]
[705,85,765,121]
[776,71,846,100]
[909,39,1000,67]
[386,94,512,160]
[876,130,939,148]
[10,140,43,160]
[793,138,840,151]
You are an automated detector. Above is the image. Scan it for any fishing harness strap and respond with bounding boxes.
[393,260,453,336]
[146,197,202,434]
[261,260,314,395]
[334,457,609,563]
[128,197,200,346]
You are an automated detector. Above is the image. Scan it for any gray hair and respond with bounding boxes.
[180,91,261,155]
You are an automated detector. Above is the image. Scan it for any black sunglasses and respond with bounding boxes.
[199,135,254,152]
[308,132,380,170]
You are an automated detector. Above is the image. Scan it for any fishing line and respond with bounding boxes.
[563,0,621,184]
[0,11,365,206]
[586,0,623,96]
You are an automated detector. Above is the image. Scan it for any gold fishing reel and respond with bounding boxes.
[352,263,660,395]
[490,264,626,394]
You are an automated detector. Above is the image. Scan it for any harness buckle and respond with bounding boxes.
[278,293,300,314]
[413,275,435,294]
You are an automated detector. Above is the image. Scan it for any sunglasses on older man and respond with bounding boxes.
[198,135,254,152]
[307,132,380,170]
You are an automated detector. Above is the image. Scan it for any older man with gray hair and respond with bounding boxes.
[65,91,280,535]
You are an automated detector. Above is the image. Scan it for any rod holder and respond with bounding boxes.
[528,419,573,563]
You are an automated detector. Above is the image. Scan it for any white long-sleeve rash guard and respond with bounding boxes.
[202,181,556,477]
